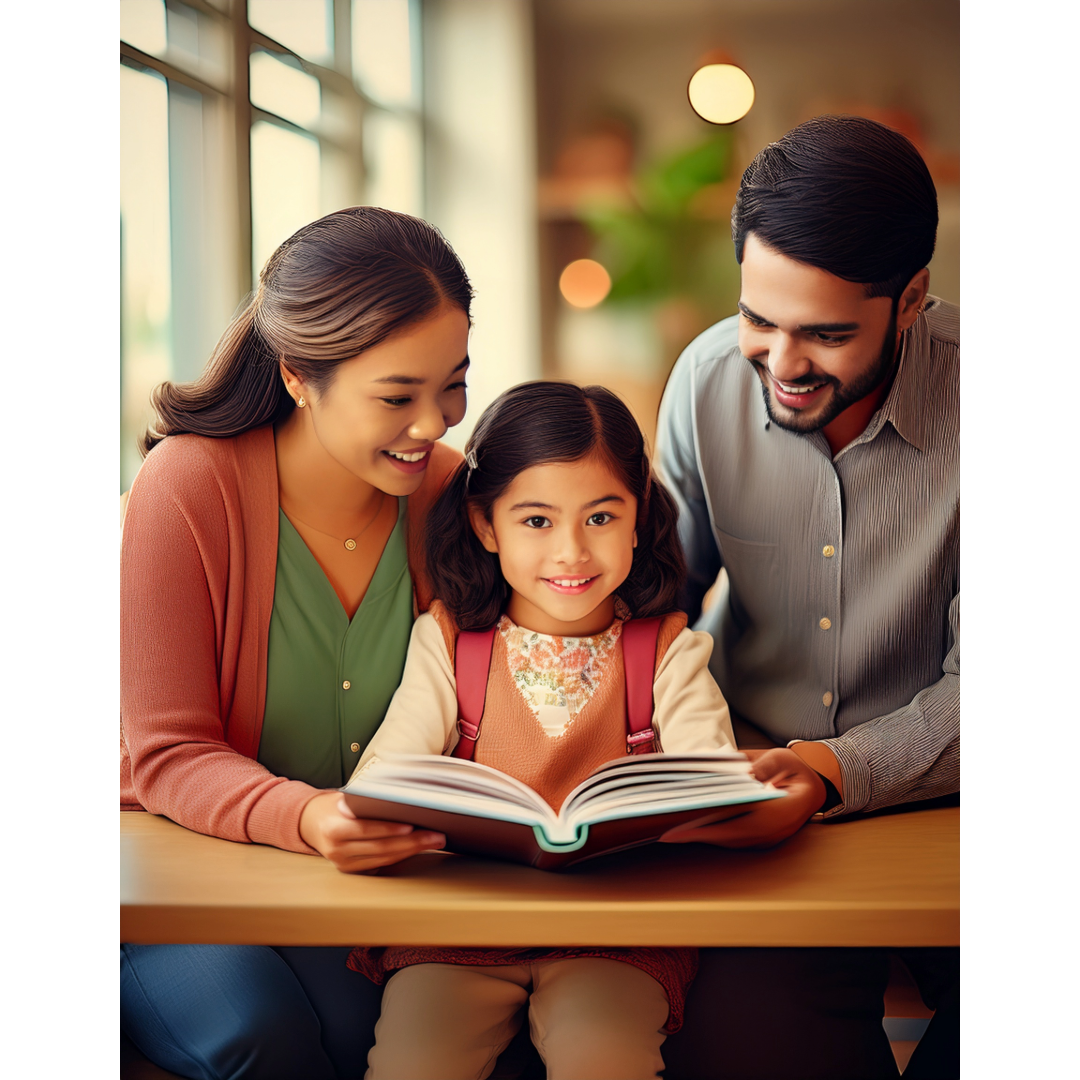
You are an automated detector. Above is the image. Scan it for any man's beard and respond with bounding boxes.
[752,303,900,435]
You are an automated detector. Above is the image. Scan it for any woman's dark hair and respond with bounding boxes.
[425,381,686,630]
[141,207,472,454]
[731,115,938,299]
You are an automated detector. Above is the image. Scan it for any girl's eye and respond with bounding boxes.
[587,512,614,526]
[380,396,412,408]
[444,381,468,393]
[524,516,551,529]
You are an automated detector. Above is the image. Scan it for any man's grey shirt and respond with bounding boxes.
[655,297,959,814]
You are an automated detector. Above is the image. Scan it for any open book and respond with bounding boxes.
[341,751,785,870]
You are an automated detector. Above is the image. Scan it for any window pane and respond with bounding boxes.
[353,0,415,105]
[250,121,321,280]
[120,65,172,491]
[248,0,332,64]
[250,50,321,128]
[120,0,167,55]
[363,111,422,216]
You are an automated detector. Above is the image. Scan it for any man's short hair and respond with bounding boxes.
[731,115,938,299]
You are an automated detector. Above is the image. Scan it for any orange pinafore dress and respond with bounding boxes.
[348,600,698,1033]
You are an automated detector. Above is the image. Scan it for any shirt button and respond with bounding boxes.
[822,545,835,558]
[342,680,351,690]
[350,742,360,753]
[819,617,832,630]
[822,691,834,707]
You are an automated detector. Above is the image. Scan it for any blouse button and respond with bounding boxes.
[350,742,360,753]
[819,617,832,630]
[342,680,351,690]
[822,691,834,707]
[822,544,835,557]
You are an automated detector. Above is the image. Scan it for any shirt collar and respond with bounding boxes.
[874,298,937,453]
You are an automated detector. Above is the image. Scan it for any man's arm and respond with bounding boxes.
[654,350,723,624]
[661,589,958,849]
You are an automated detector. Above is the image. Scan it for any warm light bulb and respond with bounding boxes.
[559,259,612,309]
[687,64,755,124]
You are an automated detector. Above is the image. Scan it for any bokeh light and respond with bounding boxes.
[559,259,612,309]
[687,64,755,124]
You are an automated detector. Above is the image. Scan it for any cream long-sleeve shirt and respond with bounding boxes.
[350,611,735,783]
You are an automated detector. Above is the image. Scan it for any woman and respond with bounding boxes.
[120,207,471,1080]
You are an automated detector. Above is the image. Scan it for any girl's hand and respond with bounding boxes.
[658,748,827,849]
[299,791,446,873]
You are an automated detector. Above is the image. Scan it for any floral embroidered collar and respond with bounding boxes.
[497,599,631,736]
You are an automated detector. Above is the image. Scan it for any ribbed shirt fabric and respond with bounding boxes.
[655,297,959,816]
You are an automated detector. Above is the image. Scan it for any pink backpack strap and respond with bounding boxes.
[451,625,498,760]
[622,617,662,755]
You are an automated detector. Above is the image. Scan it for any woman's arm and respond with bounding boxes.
[121,450,324,853]
[121,439,444,869]
[298,792,445,871]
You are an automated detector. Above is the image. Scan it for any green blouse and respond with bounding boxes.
[258,500,414,789]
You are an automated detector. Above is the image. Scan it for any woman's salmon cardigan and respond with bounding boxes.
[120,425,461,854]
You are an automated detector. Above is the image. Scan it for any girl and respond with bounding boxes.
[121,207,471,1080]
[348,381,739,1080]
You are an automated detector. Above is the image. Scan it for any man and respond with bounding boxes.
[655,116,958,1079]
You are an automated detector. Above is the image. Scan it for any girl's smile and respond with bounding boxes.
[470,455,638,637]
[543,575,601,594]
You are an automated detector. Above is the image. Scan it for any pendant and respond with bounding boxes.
[344,539,357,551]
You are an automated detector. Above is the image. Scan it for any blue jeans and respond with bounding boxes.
[120,945,382,1080]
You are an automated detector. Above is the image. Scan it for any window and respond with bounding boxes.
[119,0,423,489]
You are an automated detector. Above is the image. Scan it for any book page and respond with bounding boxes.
[553,752,784,833]
[344,753,559,828]
[559,751,755,811]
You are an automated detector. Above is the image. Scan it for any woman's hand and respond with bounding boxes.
[658,748,828,849]
[299,791,446,873]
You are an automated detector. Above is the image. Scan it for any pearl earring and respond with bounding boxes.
[297,396,306,408]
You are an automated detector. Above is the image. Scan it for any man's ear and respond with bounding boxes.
[632,529,638,549]
[896,268,931,334]
[468,505,499,554]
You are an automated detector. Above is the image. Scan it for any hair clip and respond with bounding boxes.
[465,448,479,471]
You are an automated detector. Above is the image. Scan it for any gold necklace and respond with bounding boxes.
[283,491,387,551]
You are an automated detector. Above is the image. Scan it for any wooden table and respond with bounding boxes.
[121,806,957,948]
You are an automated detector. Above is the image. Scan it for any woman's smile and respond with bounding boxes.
[382,444,434,473]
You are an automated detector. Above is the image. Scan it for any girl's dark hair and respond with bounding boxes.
[426,381,687,630]
[731,115,938,299]
[141,206,472,454]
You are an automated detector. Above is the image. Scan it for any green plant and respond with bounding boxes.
[580,130,742,320]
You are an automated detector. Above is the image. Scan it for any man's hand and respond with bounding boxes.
[299,791,446,873]
[659,748,828,849]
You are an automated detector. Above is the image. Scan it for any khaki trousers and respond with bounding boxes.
[365,958,670,1080]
